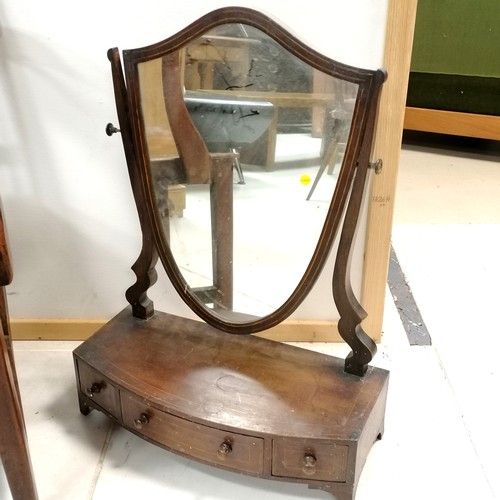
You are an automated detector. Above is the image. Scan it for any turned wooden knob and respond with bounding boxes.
[302,453,317,475]
[217,441,232,459]
[86,383,102,397]
[133,413,149,429]
[105,122,121,136]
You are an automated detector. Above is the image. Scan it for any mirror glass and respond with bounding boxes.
[137,23,358,322]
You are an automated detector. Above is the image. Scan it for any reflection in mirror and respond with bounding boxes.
[137,23,358,322]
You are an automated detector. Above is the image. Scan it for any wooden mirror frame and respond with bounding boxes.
[109,7,386,376]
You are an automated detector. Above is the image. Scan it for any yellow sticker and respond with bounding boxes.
[300,174,311,186]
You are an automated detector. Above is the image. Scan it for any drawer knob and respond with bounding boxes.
[217,441,232,460]
[86,383,102,397]
[133,413,150,430]
[302,453,317,475]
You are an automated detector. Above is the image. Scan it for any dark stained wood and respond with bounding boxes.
[0,203,13,288]
[0,203,38,500]
[74,308,389,498]
[333,69,387,376]
[209,155,234,311]
[0,205,14,369]
[272,438,349,482]
[108,47,159,320]
[76,7,389,499]
[122,392,265,475]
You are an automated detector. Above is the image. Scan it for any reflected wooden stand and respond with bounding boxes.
[161,52,235,310]
[0,205,38,500]
[184,38,337,170]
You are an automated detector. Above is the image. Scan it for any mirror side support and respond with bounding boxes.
[108,48,159,319]
[334,69,386,376]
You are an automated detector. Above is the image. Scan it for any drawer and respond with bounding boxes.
[76,360,121,419]
[272,438,348,482]
[122,394,264,475]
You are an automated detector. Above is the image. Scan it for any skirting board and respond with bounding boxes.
[10,318,364,343]
[404,106,500,141]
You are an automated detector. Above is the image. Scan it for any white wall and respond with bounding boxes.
[0,0,388,320]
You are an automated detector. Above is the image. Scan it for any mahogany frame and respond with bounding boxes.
[74,9,390,500]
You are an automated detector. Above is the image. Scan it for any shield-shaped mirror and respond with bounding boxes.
[113,7,385,338]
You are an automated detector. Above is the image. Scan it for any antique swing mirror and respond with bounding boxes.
[74,7,389,500]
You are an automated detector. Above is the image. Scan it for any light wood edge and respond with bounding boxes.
[257,320,342,342]
[404,106,500,141]
[361,0,419,342]
[11,320,108,341]
[10,319,344,343]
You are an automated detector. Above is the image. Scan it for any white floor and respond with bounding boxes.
[2,133,500,499]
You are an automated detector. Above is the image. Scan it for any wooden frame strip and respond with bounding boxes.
[404,106,500,141]
[361,0,419,342]
[11,319,342,343]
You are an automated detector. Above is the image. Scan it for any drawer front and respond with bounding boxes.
[272,438,348,482]
[122,394,264,475]
[76,360,121,419]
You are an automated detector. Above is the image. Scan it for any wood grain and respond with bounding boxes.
[404,106,500,140]
[361,0,419,342]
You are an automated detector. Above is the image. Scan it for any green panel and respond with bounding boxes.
[407,72,500,115]
[411,0,500,77]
